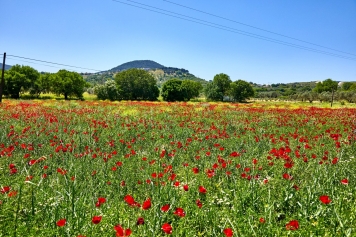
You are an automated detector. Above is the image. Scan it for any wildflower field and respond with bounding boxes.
[0,100,355,236]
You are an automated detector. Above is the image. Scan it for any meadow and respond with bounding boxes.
[0,100,355,236]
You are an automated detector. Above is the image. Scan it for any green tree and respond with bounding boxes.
[115,69,159,101]
[313,79,338,93]
[180,80,203,100]
[161,79,184,101]
[94,80,120,101]
[204,82,222,101]
[229,80,255,102]
[341,82,354,91]
[4,65,40,98]
[212,73,232,101]
[51,70,87,100]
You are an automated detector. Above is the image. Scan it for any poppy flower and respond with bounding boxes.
[162,223,172,234]
[286,220,299,230]
[319,195,331,204]
[173,207,185,217]
[114,224,132,236]
[124,195,135,206]
[96,197,106,207]
[196,199,203,208]
[332,157,338,164]
[282,173,292,180]
[199,186,207,194]
[161,204,170,212]
[259,217,266,223]
[92,216,102,224]
[341,178,348,185]
[56,219,66,227]
[1,186,10,194]
[7,190,17,197]
[142,198,151,210]
[192,167,199,174]
[136,217,144,225]
[183,184,189,191]
[223,228,233,237]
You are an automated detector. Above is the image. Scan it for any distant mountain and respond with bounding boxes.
[84,60,207,86]
[0,63,11,70]
[108,60,164,72]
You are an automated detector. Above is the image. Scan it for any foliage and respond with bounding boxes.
[204,82,223,101]
[162,79,203,102]
[51,70,87,100]
[181,80,203,100]
[313,79,338,93]
[161,79,184,101]
[229,80,255,102]
[94,80,120,101]
[3,65,40,98]
[212,73,232,101]
[114,68,159,101]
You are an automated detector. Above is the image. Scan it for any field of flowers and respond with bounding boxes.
[0,100,355,236]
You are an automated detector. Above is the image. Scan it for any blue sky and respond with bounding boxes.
[1,0,355,84]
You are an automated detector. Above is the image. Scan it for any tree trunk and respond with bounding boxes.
[64,93,68,100]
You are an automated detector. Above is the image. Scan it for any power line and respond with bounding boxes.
[6,55,103,72]
[7,57,73,70]
[162,0,356,57]
[111,0,356,61]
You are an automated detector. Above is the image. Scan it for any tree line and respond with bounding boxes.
[94,69,255,102]
[5,64,353,104]
[3,65,87,99]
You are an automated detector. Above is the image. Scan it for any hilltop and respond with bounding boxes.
[83,60,207,86]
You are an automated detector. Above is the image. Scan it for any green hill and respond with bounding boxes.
[84,60,207,87]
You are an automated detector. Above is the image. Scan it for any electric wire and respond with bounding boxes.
[7,57,75,71]
[111,0,356,61]
[6,55,103,72]
[162,0,356,57]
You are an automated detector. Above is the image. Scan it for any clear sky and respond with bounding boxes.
[2,0,355,84]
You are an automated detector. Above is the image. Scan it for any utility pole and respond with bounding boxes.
[0,52,6,103]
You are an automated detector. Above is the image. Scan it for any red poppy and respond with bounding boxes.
[259,217,265,223]
[124,195,135,206]
[229,151,240,157]
[282,173,292,180]
[28,159,37,166]
[319,195,331,204]
[56,219,66,227]
[173,207,185,217]
[142,198,151,210]
[1,186,10,194]
[136,217,144,225]
[192,167,199,174]
[7,190,17,197]
[196,199,202,208]
[223,228,233,237]
[162,223,172,234]
[114,224,132,236]
[332,157,338,164]
[161,204,170,212]
[96,197,106,207]
[286,220,299,230]
[341,178,348,185]
[199,186,207,194]
[92,216,102,224]
[183,184,189,191]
